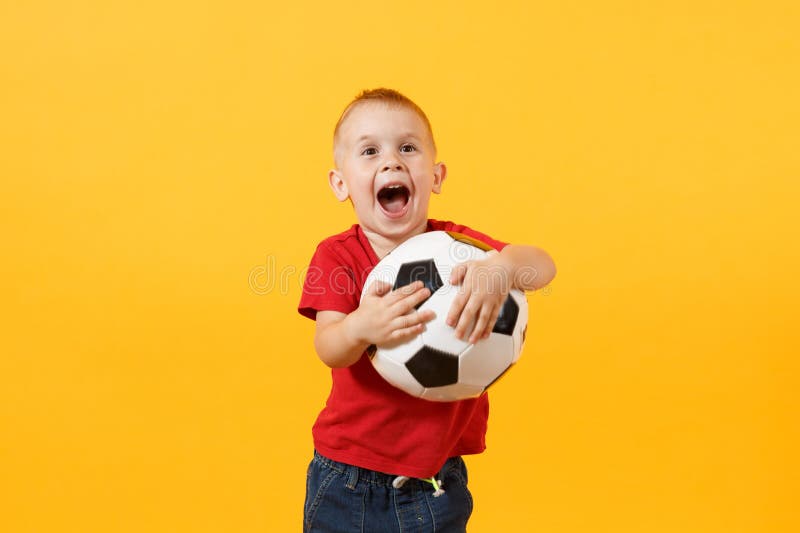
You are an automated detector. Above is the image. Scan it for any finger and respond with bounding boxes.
[419,309,436,323]
[394,285,433,313]
[446,289,468,327]
[390,310,435,340]
[454,301,480,340]
[394,308,435,329]
[390,322,425,341]
[368,280,393,297]
[470,304,499,344]
[481,306,501,340]
[469,304,494,344]
[385,280,424,303]
[450,263,467,286]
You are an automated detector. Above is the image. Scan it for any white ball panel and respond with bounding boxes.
[362,265,398,298]
[383,233,450,279]
[458,334,514,387]
[371,354,425,398]
[407,230,458,255]
[417,290,471,355]
[421,382,485,402]
[433,240,487,287]
[446,239,489,266]
[377,331,425,364]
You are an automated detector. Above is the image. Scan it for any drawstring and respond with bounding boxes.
[392,475,445,497]
[427,477,445,497]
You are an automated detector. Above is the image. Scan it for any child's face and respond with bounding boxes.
[329,102,446,244]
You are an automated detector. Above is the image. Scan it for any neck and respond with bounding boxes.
[361,220,428,259]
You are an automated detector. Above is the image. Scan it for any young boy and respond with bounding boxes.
[298,88,556,532]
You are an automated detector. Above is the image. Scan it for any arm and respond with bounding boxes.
[313,310,369,368]
[314,281,436,368]
[446,243,556,343]
[496,244,557,291]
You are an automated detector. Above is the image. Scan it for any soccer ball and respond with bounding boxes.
[361,231,528,402]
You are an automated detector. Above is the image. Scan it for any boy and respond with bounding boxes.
[298,88,556,532]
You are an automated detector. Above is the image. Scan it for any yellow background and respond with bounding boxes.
[2,1,798,531]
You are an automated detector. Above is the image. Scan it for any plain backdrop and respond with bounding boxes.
[2,1,798,531]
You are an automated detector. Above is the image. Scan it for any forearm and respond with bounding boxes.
[498,244,557,291]
[313,281,435,368]
[314,312,371,369]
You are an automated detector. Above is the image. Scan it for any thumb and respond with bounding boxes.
[368,280,393,297]
[450,263,467,286]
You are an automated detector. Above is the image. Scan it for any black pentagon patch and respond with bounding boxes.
[393,259,443,309]
[492,295,519,335]
[405,345,459,388]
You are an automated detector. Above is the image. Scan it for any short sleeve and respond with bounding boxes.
[298,241,361,321]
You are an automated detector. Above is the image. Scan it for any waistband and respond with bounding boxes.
[312,450,462,489]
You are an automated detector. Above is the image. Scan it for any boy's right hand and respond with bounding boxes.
[348,280,436,346]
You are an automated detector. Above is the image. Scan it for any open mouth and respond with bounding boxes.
[376,184,410,217]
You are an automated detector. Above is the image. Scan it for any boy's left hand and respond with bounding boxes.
[445,252,513,344]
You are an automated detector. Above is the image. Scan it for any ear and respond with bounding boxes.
[328,169,350,201]
[432,162,447,194]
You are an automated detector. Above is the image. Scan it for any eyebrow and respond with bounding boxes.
[353,133,423,144]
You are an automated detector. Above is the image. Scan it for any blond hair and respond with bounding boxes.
[333,88,436,166]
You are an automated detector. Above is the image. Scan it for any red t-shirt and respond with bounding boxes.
[298,219,507,478]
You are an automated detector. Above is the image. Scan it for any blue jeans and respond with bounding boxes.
[304,451,474,532]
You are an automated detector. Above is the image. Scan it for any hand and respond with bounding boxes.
[349,280,436,346]
[445,254,512,343]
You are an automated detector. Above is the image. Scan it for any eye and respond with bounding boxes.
[400,143,417,153]
[361,147,378,156]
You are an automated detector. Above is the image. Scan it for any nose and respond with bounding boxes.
[381,159,404,173]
